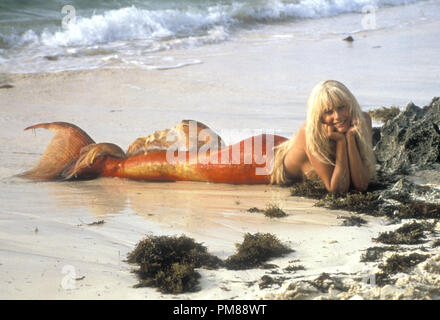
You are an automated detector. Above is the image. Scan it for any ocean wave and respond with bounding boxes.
[39,6,231,47]
[4,0,423,48]
[0,0,426,73]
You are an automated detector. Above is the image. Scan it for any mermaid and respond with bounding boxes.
[21,80,375,192]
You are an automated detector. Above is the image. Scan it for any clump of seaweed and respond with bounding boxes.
[374,221,435,245]
[247,203,288,218]
[316,192,383,216]
[311,273,350,293]
[262,203,287,218]
[432,239,440,248]
[283,264,306,272]
[320,191,440,220]
[77,219,105,227]
[259,275,288,289]
[290,179,327,199]
[259,275,276,289]
[127,234,222,293]
[374,273,395,287]
[337,215,367,227]
[151,263,201,294]
[224,233,293,270]
[360,246,400,262]
[379,253,430,275]
[368,106,400,123]
[372,253,431,287]
[87,220,105,226]
[395,201,440,220]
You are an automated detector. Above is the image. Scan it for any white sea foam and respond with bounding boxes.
[25,0,422,48]
[39,6,227,47]
[0,0,426,73]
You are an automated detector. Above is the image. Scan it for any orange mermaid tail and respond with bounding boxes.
[21,122,287,184]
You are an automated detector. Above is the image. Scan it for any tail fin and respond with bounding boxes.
[21,122,95,180]
[62,142,125,180]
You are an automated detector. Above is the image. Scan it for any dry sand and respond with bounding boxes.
[1,2,440,300]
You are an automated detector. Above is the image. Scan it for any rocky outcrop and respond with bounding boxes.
[374,97,440,176]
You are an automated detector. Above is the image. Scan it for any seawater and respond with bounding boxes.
[0,0,426,73]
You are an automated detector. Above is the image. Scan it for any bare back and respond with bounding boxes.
[282,123,312,181]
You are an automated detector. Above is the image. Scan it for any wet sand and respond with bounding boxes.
[0,177,392,299]
[1,1,440,299]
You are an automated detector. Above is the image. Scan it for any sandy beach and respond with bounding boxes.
[1,0,440,300]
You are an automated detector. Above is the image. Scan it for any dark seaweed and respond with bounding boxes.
[316,192,383,216]
[247,203,287,218]
[311,273,350,293]
[283,264,306,272]
[379,253,430,275]
[338,215,367,227]
[368,106,401,123]
[360,246,400,262]
[374,221,435,245]
[290,179,327,199]
[262,204,288,218]
[394,202,440,220]
[128,232,294,293]
[224,233,293,270]
[432,239,440,248]
[259,275,288,289]
[127,235,222,293]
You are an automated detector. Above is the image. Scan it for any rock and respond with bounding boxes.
[284,281,320,300]
[372,127,381,147]
[380,177,440,203]
[374,97,440,175]
[380,284,405,300]
[44,55,59,61]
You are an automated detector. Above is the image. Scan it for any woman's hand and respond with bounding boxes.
[345,116,371,191]
[326,124,346,142]
[346,120,360,138]
[307,123,350,193]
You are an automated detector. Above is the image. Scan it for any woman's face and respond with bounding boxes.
[321,104,351,133]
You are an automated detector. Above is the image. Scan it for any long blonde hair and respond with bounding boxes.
[271,80,376,184]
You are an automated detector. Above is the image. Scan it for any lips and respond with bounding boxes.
[334,120,347,128]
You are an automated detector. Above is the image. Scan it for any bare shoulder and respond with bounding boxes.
[295,122,307,145]
[283,122,308,180]
[284,122,307,159]
[297,122,306,136]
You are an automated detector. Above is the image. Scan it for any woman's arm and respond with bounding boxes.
[306,126,350,193]
[345,113,372,191]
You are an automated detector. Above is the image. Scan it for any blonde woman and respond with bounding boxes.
[271,80,376,192]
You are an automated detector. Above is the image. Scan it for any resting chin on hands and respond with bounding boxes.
[326,124,346,142]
